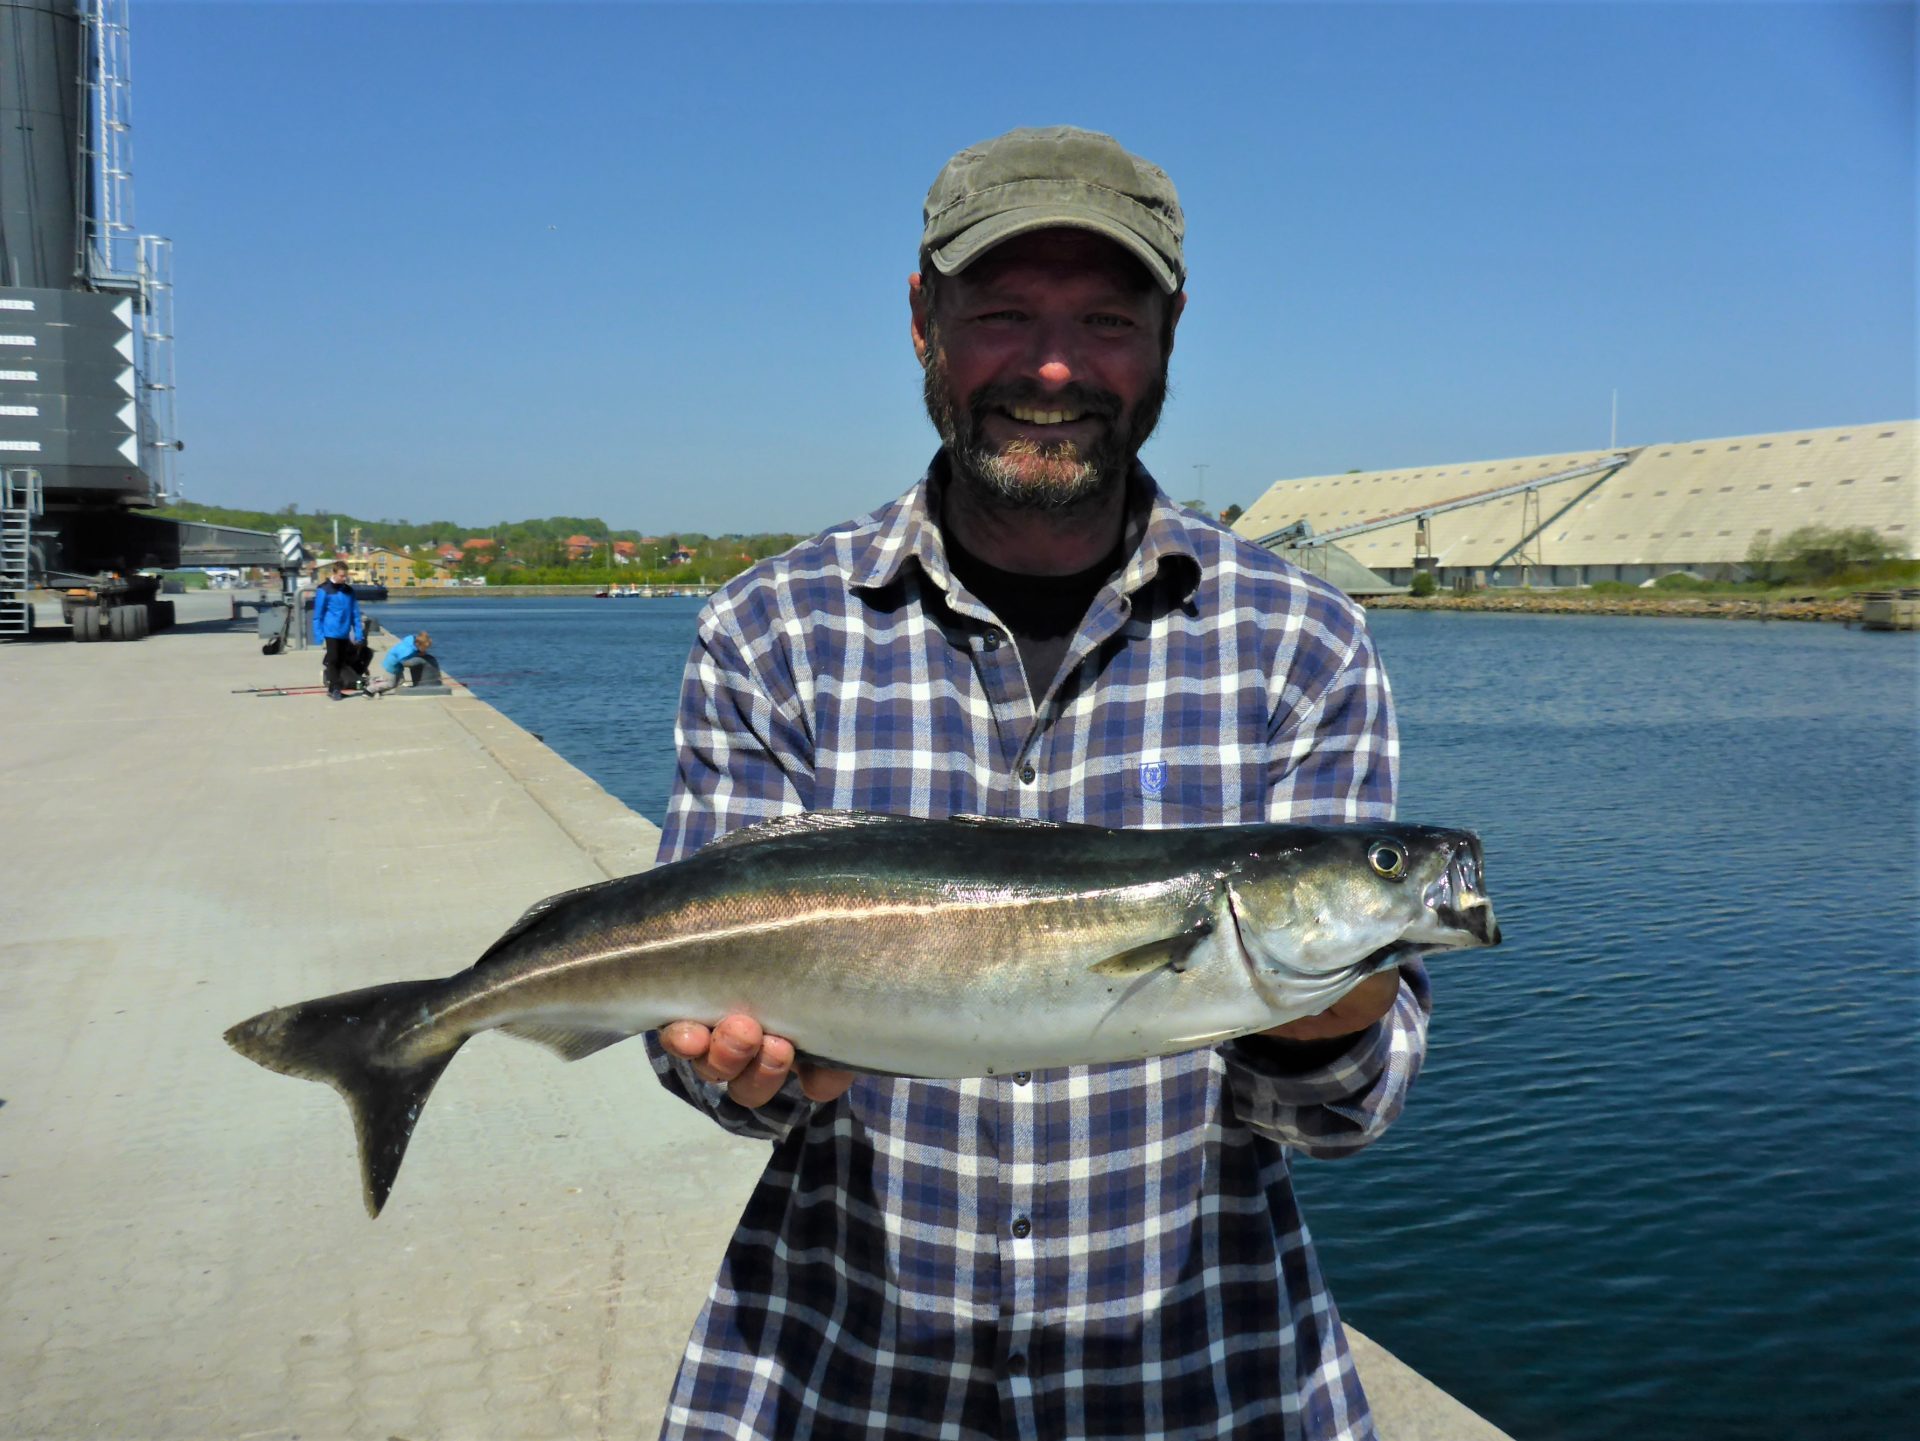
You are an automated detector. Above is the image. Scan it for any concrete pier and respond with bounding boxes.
[0,597,1509,1440]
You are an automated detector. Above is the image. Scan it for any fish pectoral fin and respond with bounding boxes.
[1090,920,1214,979]
[497,1021,635,1062]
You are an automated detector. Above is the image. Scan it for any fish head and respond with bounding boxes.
[1227,825,1500,999]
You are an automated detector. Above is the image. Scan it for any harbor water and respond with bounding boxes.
[378,594,1919,1441]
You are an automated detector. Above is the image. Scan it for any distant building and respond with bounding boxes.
[320,545,423,590]
[612,541,637,562]
[359,546,417,590]
[564,534,597,561]
[461,537,496,554]
[1234,419,1917,589]
[666,546,697,567]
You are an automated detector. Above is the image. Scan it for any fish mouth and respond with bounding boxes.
[1356,940,1436,975]
[1421,839,1501,947]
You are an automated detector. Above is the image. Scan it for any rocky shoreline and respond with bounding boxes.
[1362,592,1862,624]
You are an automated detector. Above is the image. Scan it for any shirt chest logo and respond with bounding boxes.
[1139,760,1168,798]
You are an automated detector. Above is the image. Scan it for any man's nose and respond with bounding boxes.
[1032,325,1086,389]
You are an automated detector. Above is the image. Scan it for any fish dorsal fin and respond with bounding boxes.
[475,879,609,969]
[703,811,1079,854]
[949,813,1075,831]
[702,810,925,852]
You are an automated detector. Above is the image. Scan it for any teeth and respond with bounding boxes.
[1008,406,1084,425]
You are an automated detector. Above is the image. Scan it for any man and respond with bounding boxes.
[309,562,363,701]
[647,126,1427,1441]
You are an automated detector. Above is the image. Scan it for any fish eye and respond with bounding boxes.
[1367,841,1407,879]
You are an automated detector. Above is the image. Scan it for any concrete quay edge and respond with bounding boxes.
[0,594,1510,1440]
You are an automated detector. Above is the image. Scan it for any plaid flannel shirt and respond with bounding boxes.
[646,460,1430,1441]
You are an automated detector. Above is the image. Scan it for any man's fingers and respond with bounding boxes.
[658,1021,712,1060]
[727,1032,795,1108]
[698,1014,766,1084]
[659,1015,851,1109]
[798,1065,856,1103]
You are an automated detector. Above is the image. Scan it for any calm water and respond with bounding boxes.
[384,595,1920,1441]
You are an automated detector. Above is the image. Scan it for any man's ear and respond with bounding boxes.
[1167,289,1187,355]
[909,272,932,365]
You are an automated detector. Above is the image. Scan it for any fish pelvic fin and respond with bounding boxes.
[498,1021,634,1062]
[224,980,463,1219]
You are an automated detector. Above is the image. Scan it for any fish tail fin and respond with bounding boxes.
[224,980,464,1218]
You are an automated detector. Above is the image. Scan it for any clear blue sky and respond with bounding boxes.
[132,0,1914,534]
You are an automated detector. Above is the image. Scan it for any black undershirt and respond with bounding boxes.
[943,536,1122,702]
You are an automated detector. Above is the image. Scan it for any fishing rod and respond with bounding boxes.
[233,685,365,698]
[230,669,537,698]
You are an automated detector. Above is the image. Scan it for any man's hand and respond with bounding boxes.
[1259,969,1402,1042]
[658,1014,856,1109]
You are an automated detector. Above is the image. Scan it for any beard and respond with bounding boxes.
[921,334,1170,513]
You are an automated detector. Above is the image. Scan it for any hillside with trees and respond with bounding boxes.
[154,501,808,586]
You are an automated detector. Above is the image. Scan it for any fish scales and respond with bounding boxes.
[225,810,1499,1215]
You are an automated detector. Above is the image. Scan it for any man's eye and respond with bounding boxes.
[1089,314,1135,329]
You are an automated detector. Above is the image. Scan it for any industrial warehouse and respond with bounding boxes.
[1234,419,1917,593]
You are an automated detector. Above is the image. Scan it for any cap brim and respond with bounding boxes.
[930,207,1181,293]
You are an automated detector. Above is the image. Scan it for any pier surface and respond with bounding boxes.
[0,597,1509,1440]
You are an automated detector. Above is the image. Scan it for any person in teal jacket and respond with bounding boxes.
[368,631,438,693]
[309,562,363,700]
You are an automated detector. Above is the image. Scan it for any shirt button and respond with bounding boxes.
[983,632,1000,651]
[1007,1352,1028,1376]
[1013,1072,1031,1086]
[1019,763,1036,784]
[1011,1216,1031,1239]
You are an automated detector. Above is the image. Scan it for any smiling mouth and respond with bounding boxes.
[1002,404,1090,427]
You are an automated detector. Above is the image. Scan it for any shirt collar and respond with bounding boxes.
[848,452,1203,605]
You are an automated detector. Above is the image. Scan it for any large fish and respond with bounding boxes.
[226,811,1498,1215]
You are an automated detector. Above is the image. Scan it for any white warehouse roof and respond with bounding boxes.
[1234,420,1917,573]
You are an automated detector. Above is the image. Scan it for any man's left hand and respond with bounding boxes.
[1259,969,1401,1042]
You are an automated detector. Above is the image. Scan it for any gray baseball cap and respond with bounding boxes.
[921,126,1185,293]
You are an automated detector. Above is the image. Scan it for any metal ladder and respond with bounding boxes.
[1,467,44,637]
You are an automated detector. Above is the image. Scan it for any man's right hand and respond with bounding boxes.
[658,1014,856,1109]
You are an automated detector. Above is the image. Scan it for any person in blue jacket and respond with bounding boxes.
[368,630,438,693]
[309,562,363,700]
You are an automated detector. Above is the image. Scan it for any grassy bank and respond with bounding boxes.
[1376,560,1919,623]
[1365,589,1904,623]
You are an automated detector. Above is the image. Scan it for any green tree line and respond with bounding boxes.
[154,500,807,585]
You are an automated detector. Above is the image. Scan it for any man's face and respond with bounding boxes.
[913,229,1182,511]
